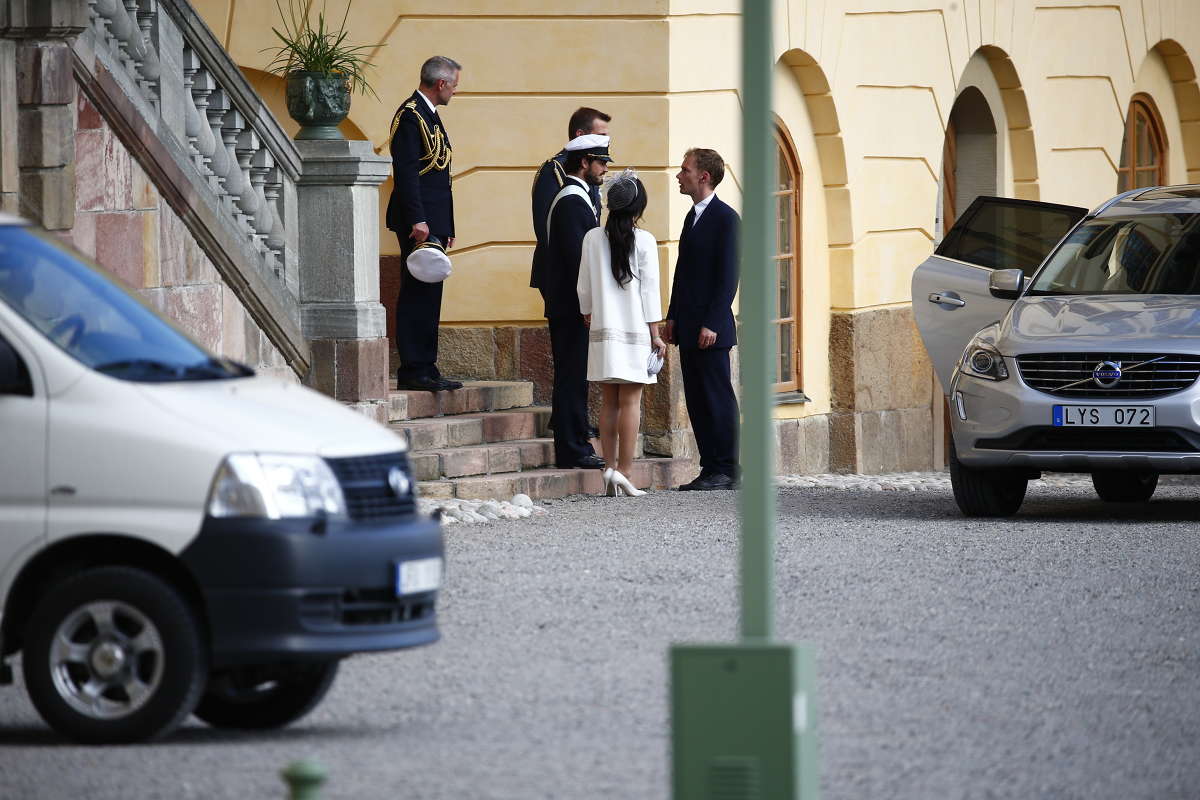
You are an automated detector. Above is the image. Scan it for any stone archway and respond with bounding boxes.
[978,45,1040,201]
[1152,40,1200,183]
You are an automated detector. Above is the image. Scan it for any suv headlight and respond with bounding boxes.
[961,340,1009,381]
[207,454,347,519]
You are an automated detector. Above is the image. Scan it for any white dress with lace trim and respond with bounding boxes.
[576,227,662,384]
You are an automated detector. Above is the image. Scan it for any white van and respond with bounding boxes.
[0,216,442,743]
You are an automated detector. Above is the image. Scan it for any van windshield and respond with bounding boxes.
[0,226,251,381]
[1027,212,1200,295]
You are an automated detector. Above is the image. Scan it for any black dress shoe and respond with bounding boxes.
[397,374,445,392]
[437,377,463,391]
[678,472,736,491]
[556,453,606,469]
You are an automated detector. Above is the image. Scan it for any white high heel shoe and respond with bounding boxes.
[610,469,646,497]
[602,468,616,497]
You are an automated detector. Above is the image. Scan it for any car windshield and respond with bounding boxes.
[1028,212,1200,295]
[0,225,251,382]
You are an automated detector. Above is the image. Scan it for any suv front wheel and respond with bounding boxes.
[1092,470,1158,502]
[949,447,1028,517]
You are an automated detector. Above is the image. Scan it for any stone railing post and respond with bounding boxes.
[294,139,391,421]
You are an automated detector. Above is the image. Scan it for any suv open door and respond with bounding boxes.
[912,196,1088,388]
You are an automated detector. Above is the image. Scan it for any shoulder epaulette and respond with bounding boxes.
[389,99,451,175]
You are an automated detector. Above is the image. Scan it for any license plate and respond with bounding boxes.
[396,557,442,595]
[1052,405,1155,427]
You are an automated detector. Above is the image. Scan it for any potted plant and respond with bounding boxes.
[265,0,377,140]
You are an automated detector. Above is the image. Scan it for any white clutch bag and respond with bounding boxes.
[646,350,664,376]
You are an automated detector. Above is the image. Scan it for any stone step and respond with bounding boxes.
[390,407,552,451]
[417,457,694,501]
[408,439,556,481]
[388,380,534,422]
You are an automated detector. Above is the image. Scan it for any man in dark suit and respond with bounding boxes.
[387,55,462,392]
[665,148,740,490]
[530,107,611,296]
[544,134,611,469]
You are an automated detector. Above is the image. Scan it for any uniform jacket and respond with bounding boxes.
[530,152,601,289]
[543,177,599,319]
[666,194,740,349]
[386,91,455,237]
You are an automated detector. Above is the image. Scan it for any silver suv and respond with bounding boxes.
[913,187,1200,516]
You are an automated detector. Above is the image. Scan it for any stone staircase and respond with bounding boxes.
[388,380,692,500]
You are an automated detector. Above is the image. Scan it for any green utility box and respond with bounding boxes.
[671,643,819,800]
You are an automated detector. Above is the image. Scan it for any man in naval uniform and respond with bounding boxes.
[543,134,611,469]
[530,107,611,296]
[387,55,462,392]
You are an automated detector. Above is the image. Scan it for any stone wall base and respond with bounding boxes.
[829,406,933,473]
[307,336,388,403]
[775,414,831,474]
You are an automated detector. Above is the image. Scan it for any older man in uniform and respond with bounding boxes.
[388,55,462,392]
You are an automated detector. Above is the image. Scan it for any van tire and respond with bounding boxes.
[22,566,207,744]
[949,447,1027,517]
[1092,470,1158,502]
[194,661,339,730]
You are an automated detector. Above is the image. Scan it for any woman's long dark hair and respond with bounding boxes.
[604,178,648,288]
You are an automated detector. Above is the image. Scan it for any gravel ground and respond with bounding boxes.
[1,477,1198,799]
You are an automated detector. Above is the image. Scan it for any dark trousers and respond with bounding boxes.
[548,315,593,465]
[395,233,446,380]
[679,346,739,478]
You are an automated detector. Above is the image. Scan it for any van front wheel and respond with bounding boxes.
[949,447,1027,517]
[194,661,339,730]
[22,567,207,744]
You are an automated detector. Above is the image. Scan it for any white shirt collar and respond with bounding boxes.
[417,90,437,114]
[567,175,588,189]
[692,193,715,223]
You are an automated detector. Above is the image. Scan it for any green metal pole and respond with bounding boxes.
[738,0,775,642]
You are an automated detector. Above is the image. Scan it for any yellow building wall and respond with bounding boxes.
[195,0,1200,426]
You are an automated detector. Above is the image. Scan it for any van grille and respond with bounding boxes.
[1016,352,1200,398]
[300,588,434,628]
[324,451,416,520]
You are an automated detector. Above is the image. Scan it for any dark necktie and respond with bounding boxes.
[682,209,696,238]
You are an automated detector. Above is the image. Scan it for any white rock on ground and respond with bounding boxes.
[416,495,549,526]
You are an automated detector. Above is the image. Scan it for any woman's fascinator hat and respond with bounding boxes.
[407,235,452,283]
[604,168,640,211]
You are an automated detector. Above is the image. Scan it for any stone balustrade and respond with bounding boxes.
[75,0,308,372]
[86,0,296,286]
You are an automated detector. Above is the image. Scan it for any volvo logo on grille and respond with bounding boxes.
[388,466,410,497]
[1092,360,1123,388]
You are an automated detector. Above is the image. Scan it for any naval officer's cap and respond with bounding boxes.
[564,133,613,162]
[407,235,452,283]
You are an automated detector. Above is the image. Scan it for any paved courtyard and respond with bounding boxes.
[1,476,1198,799]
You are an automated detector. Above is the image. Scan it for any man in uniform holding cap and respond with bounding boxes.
[543,134,611,469]
[387,55,462,392]
[530,107,611,296]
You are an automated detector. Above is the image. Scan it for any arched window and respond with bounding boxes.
[773,126,802,392]
[1118,95,1167,191]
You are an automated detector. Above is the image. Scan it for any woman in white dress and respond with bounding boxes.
[577,171,666,496]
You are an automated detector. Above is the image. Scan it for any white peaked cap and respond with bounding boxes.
[407,237,452,283]
[564,133,610,151]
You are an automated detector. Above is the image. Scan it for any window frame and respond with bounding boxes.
[1118,93,1168,192]
[772,122,803,393]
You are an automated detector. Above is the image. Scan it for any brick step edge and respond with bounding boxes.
[391,408,552,450]
[409,439,555,481]
[389,381,535,422]
[417,458,694,501]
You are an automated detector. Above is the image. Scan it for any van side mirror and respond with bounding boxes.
[988,268,1025,300]
[0,337,32,395]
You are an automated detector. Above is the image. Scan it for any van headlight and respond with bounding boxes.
[207,454,347,519]
[961,340,1009,381]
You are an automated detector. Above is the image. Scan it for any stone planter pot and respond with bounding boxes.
[285,71,350,140]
